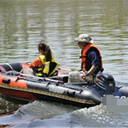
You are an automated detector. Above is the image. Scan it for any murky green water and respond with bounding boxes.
[0,0,128,127]
[0,0,128,81]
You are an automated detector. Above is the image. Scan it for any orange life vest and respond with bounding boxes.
[81,43,103,72]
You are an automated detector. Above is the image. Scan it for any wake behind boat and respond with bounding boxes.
[0,62,127,107]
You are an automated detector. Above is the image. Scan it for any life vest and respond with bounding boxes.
[81,43,103,72]
[34,55,60,77]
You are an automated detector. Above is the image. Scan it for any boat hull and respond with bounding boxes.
[0,83,96,107]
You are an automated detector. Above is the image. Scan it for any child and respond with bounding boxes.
[23,41,60,77]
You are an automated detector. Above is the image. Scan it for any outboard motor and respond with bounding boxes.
[95,73,115,94]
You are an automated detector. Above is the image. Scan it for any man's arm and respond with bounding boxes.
[86,65,98,75]
[87,49,100,75]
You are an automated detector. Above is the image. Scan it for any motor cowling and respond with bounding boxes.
[95,73,115,94]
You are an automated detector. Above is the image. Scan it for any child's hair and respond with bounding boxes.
[38,41,52,61]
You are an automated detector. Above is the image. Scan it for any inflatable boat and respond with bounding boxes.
[0,63,127,107]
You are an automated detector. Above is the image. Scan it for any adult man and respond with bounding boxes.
[69,34,103,84]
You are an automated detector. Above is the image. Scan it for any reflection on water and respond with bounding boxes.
[0,94,21,114]
[0,0,128,127]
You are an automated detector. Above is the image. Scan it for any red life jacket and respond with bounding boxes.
[81,43,103,72]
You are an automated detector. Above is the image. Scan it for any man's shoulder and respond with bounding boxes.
[87,47,98,54]
[87,48,101,58]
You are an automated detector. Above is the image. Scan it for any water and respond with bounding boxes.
[0,0,128,127]
[1,103,128,127]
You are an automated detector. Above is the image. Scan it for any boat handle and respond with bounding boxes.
[2,78,11,84]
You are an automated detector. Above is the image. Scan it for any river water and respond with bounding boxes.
[0,0,128,127]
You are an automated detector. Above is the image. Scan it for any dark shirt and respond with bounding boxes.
[86,47,102,74]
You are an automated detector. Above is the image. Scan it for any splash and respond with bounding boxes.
[0,100,77,127]
[1,102,128,127]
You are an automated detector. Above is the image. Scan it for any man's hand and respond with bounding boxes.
[80,71,94,84]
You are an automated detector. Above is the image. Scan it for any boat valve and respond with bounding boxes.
[2,78,11,84]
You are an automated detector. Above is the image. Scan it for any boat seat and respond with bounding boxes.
[0,63,23,72]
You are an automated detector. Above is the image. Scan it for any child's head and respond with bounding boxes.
[38,41,47,54]
[38,41,52,61]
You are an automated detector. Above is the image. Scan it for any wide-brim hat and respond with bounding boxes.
[75,34,93,43]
